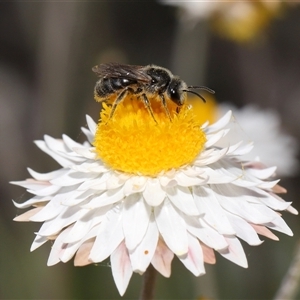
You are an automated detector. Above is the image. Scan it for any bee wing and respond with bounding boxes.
[92,62,151,82]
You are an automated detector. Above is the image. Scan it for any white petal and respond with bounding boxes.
[215,185,280,224]
[82,188,124,209]
[159,174,177,187]
[225,213,263,246]
[193,186,235,235]
[154,198,188,256]
[218,237,248,268]
[60,226,100,263]
[270,192,298,215]
[50,170,98,187]
[45,136,85,162]
[251,223,279,241]
[267,216,293,236]
[123,194,151,251]
[34,140,74,168]
[123,176,147,196]
[185,216,228,250]
[178,233,205,276]
[62,134,84,151]
[173,171,205,186]
[74,238,95,266]
[251,188,293,211]
[205,128,229,148]
[182,166,205,177]
[257,180,280,190]
[166,186,199,216]
[111,242,133,296]
[27,168,67,181]
[44,135,67,152]
[151,239,174,277]
[71,161,107,174]
[64,207,110,243]
[78,172,111,191]
[205,110,232,134]
[106,172,129,189]
[195,147,228,165]
[37,206,88,236]
[143,178,166,206]
[28,184,62,197]
[30,234,48,252]
[47,226,73,266]
[81,127,94,144]
[196,148,214,159]
[61,190,93,206]
[129,214,159,274]
[13,196,49,209]
[201,242,216,264]
[227,142,253,156]
[191,186,205,215]
[10,179,51,191]
[85,114,97,135]
[30,196,65,222]
[226,200,277,224]
[89,205,124,262]
[72,147,97,160]
[286,205,298,215]
[246,166,277,180]
[14,207,43,221]
[201,165,235,184]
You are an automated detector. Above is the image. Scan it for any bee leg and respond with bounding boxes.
[109,88,129,119]
[107,88,129,123]
[159,94,172,121]
[141,94,157,123]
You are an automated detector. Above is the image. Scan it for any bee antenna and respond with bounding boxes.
[187,86,215,94]
[183,89,207,103]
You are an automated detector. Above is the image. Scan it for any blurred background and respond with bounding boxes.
[1,1,300,299]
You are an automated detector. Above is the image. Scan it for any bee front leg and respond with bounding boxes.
[159,94,172,121]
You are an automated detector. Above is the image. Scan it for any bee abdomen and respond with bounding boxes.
[95,78,137,99]
[94,78,111,98]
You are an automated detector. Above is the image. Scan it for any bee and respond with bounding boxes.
[92,62,214,122]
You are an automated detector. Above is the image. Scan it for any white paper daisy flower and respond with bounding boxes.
[12,96,297,296]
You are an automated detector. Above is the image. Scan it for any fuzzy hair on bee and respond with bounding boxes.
[92,62,214,122]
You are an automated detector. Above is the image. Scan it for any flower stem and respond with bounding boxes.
[139,264,157,300]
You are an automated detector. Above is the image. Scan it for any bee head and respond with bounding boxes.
[167,78,187,106]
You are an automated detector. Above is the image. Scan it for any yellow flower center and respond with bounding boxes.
[93,96,207,176]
